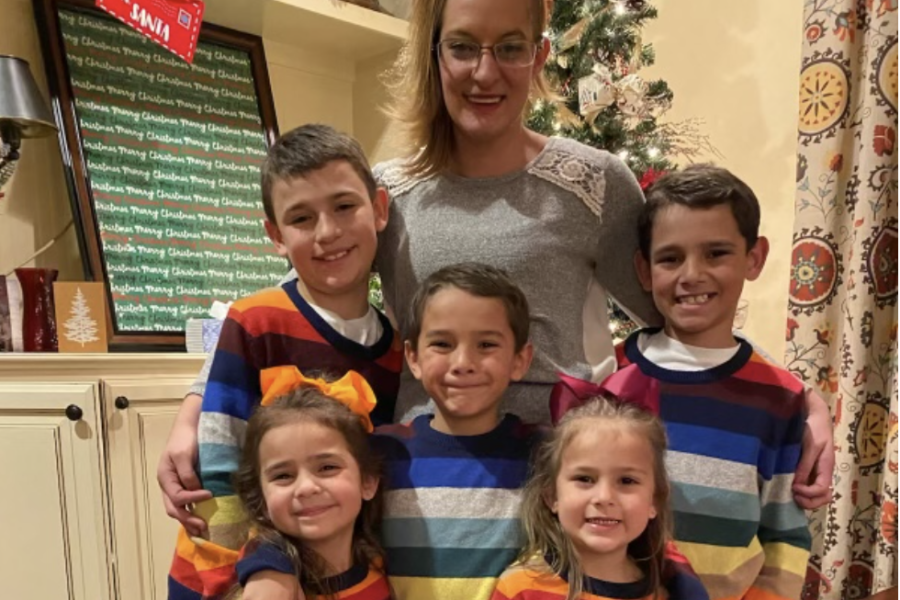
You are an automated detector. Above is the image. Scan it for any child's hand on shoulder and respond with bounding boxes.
[242,570,304,600]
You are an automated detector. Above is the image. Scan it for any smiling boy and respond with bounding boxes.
[603,165,811,600]
[167,124,403,600]
[372,263,542,600]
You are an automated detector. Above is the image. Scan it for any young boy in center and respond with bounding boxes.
[167,123,404,600]
[372,263,542,600]
[601,164,812,600]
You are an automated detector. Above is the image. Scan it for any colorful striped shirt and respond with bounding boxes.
[492,551,710,600]
[373,414,545,600]
[168,282,403,600]
[603,329,811,600]
[234,541,391,600]
[492,556,665,600]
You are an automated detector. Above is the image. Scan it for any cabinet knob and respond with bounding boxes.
[65,404,83,421]
[114,396,130,410]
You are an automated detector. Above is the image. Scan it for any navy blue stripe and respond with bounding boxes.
[167,576,203,600]
[667,423,802,477]
[207,344,261,395]
[373,415,539,461]
[384,456,530,489]
[660,393,804,448]
[625,327,754,383]
[282,280,394,360]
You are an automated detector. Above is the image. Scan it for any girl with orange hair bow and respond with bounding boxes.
[226,366,391,600]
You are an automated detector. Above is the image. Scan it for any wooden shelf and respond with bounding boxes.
[203,0,408,60]
[0,353,206,380]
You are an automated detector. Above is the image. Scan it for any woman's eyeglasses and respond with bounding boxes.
[436,40,539,71]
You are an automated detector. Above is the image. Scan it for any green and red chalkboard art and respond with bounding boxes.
[57,8,285,334]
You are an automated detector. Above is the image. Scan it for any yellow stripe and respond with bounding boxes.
[677,540,764,576]
[389,575,498,600]
[193,495,248,526]
[762,542,809,578]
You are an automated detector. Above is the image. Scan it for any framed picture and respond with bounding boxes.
[54,281,108,352]
[34,0,284,350]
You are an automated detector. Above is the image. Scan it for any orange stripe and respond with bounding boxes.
[231,301,328,343]
[341,568,385,595]
[231,287,295,312]
[169,552,238,597]
[175,526,240,571]
[742,588,793,600]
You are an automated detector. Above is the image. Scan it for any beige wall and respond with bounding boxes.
[0,0,394,280]
[643,0,803,357]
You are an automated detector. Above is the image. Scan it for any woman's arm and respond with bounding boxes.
[592,154,662,327]
[792,387,835,509]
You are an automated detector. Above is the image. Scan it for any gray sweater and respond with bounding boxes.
[374,136,660,424]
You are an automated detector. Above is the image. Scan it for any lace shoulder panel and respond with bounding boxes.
[373,158,432,198]
[527,139,610,218]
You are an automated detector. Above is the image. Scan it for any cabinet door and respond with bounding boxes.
[0,384,112,600]
[103,378,194,600]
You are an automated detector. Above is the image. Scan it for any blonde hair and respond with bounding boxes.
[519,397,671,600]
[383,0,554,178]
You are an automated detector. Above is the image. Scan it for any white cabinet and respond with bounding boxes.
[104,378,198,600]
[0,355,205,600]
[0,383,112,600]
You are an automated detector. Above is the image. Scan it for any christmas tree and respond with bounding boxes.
[64,287,100,347]
[531,0,676,181]
[531,0,715,342]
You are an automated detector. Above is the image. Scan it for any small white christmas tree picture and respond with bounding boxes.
[64,287,100,347]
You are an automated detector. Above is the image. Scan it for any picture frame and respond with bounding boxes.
[33,0,282,350]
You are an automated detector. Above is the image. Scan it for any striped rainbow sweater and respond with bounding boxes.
[235,541,392,600]
[603,330,811,600]
[492,552,710,600]
[372,414,545,600]
[492,556,663,600]
[168,282,403,600]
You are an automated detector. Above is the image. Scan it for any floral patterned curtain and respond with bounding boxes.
[788,1,898,598]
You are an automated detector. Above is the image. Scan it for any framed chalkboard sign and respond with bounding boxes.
[34,0,284,350]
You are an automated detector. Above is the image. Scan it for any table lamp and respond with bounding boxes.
[0,55,57,192]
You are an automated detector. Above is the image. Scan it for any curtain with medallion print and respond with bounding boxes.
[788,1,898,598]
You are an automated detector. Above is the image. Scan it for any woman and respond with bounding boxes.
[376,0,652,426]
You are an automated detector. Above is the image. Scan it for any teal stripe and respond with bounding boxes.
[760,500,810,532]
[760,500,812,550]
[198,442,240,497]
[671,482,759,520]
[381,517,523,549]
[386,546,515,578]
[759,525,812,550]
[673,510,758,547]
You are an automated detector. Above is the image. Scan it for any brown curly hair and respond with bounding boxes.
[231,385,385,599]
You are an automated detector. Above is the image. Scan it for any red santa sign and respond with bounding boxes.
[96,0,205,63]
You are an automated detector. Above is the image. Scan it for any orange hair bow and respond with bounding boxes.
[259,365,377,432]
